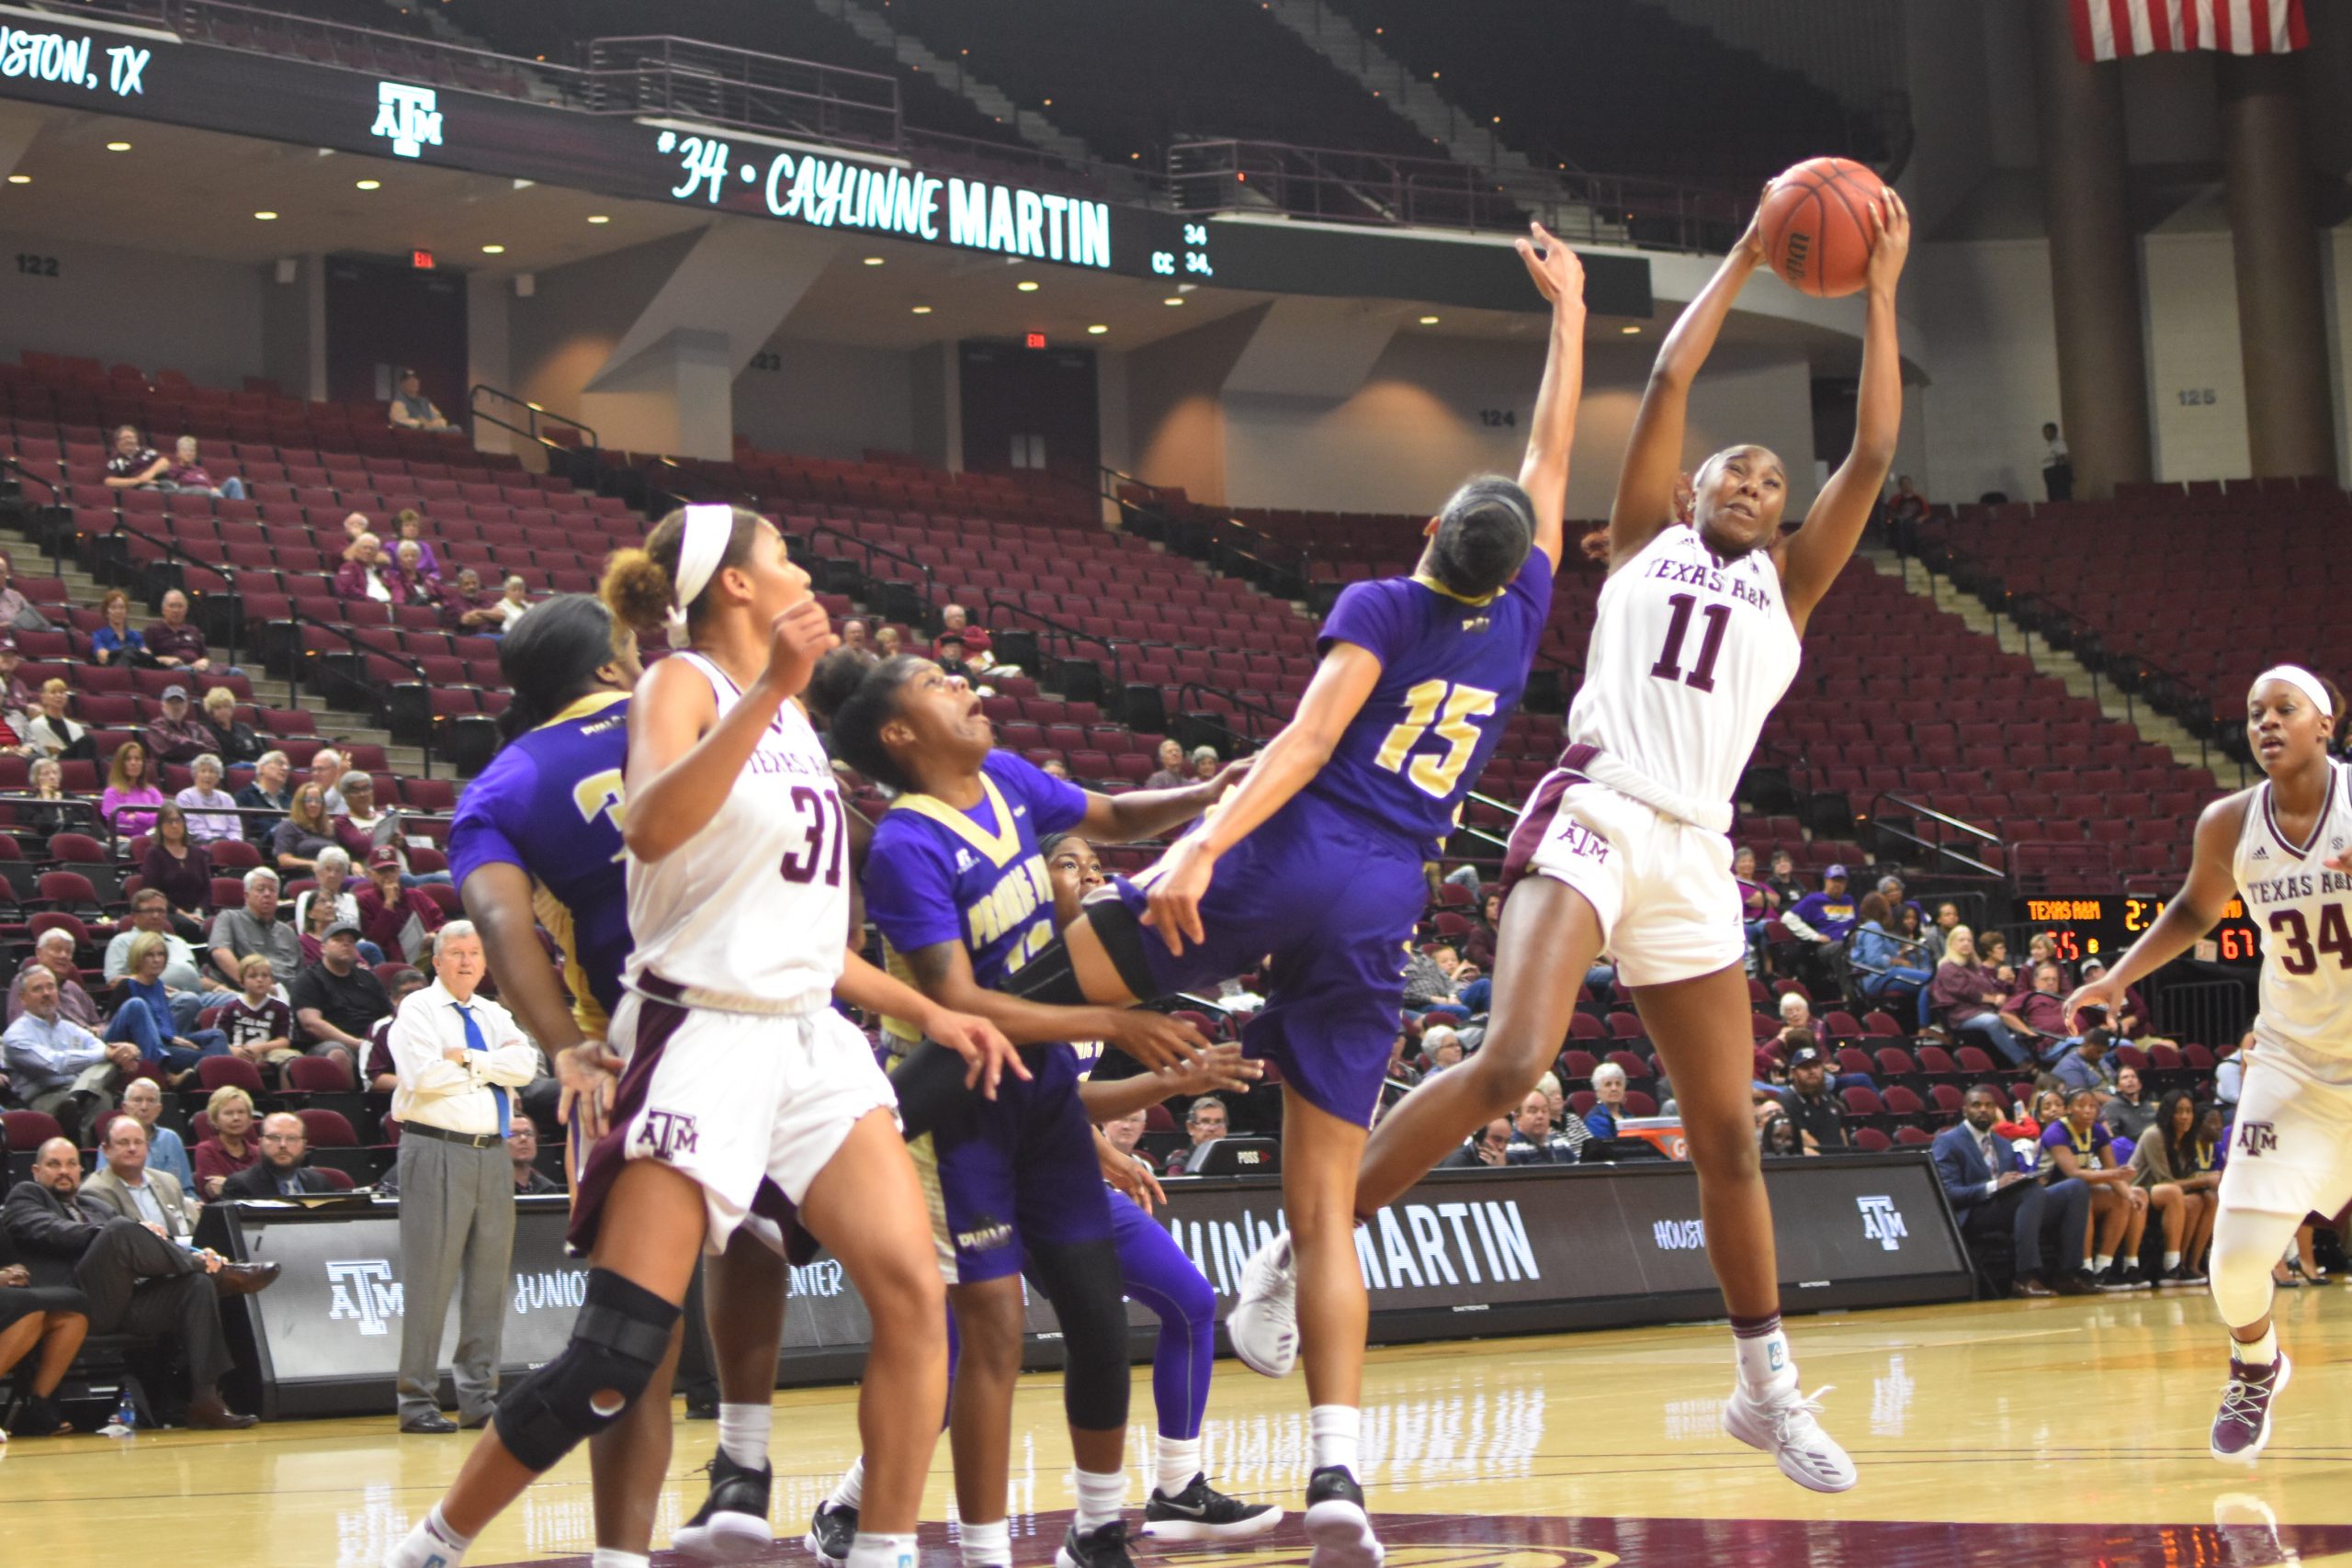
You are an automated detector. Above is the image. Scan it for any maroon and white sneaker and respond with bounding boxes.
[2210,1352,2291,1466]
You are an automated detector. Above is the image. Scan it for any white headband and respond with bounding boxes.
[2254,664,2334,722]
[665,504,735,649]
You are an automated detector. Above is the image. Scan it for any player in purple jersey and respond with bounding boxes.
[1327,192,1912,1496]
[991,226,1584,1564]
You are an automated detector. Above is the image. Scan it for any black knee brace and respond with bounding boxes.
[1001,897,1163,1009]
[890,1039,1052,1142]
[492,1268,680,1472]
[1025,1237,1131,1431]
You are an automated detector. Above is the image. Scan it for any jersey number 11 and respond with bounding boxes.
[1650,592,1729,693]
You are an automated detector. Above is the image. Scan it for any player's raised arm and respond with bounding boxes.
[1514,222,1587,570]
[1778,188,1909,626]
[2064,794,2253,1027]
[1606,202,1768,570]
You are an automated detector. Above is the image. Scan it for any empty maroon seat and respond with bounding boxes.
[197,1055,267,1097]
[295,1107,358,1146]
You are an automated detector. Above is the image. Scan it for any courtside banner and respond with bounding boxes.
[211,1156,1965,1416]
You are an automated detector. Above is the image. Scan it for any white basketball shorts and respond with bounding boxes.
[2218,1033,2352,1221]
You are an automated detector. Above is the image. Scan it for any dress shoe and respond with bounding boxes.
[2013,1277,2056,1298]
[209,1261,281,1298]
[186,1393,258,1430]
[401,1412,459,1434]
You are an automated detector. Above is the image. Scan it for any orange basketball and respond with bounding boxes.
[1757,157,1887,299]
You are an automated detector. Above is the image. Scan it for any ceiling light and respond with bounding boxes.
[105,141,131,152]
[254,209,278,220]
[1621,324,1642,334]
[355,178,380,190]
[587,214,610,224]
[1087,324,1108,335]
[910,305,933,315]
[863,255,885,265]
[1418,315,1439,325]
[1016,280,1040,292]
[481,243,505,254]
[1163,297,1184,307]
[5,175,28,185]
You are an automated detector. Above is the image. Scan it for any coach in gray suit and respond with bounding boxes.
[80,1117,199,1238]
[386,920,537,1434]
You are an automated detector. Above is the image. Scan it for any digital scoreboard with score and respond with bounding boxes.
[2018,894,2262,965]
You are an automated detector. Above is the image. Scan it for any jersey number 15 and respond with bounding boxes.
[1375,679,1498,800]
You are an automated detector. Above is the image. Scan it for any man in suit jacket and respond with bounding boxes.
[2,1136,275,1427]
[218,1112,341,1200]
[1932,1085,2095,1298]
[80,1115,198,1238]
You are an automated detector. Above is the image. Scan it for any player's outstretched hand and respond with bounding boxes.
[926,1004,1029,1099]
[2061,976,2126,1035]
[1169,1041,1263,1096]
[759,595,840,701]
[1515,220,1585,310]
[1206,753,1257,797]
[1141,837,1216,957]
[1866,187,1910,295]
[1111,1007,1209,1073]
[555,1043,625,1141]
[1101,1139,1167,1213]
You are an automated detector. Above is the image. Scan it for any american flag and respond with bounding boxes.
[2071,0,2308,61]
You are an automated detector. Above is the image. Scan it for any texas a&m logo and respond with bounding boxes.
[2237,1121,2278,1158]
[637,1109,700,1160]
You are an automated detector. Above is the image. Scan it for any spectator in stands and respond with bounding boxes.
[874,625,902,658]
[940,602,990,653]
[2214,1033,2248,1109]
[209,867,302,987]
[356,845,446,963]
[933,632,970,676]
[1,966,137,1140]
[1782,863,1857,985]
[299,891,344,964]
[101,737,164,838]
[438,566,504,637]
[492,574,534,632]
[334,534,395,604]
[1759,1106,1803,1157]
[839,618,868,651]
[2125,1089,2216,1286]
[2044,1087,2152,1289]
[388,368,451,432]
[363,967,434,1094]
[1164,1096,1230,1175]
[1876,874,1924,923]
[138,803,211,939]
[21,757,74,837]
[271,782,337,875]
[1502,1090,1567,1164]
[391,510,442,580]
[391,540,441,606]
[1775,1045,1849,1154]
[176,753,242,842]
[1765,848,1804,910]
[199,689,261,766]
[8,931,173,1076]
[90,589,152,668]
[2041,422,2073,502]
[1583,1062,1629,1140]
[119,1077,194,1193]
[1460,889,1504,973]
[1381,1031,1422,1092]
[288,920,389,1071]
[144,592,214,676]
[2052,1028,2120,1097]
[107,931,227,1079]
[102,424,168,490]
[191,1083,258,1199]
[219,1112,337,1200]
[293,846,361,936]
[1928,927,2031,1067]
[3,1136,265,1428]
[1776,991,1828,1050]
[1978,930,2018,994]
[0,638,31,735]
[159,434,243,500]
[219,955,296,1081]
[2075,956,2158,1043]
[1886,474,1928,527]
[0,554,49,637]
[1932,1084,2093,1298]
[24,680,92,762]
[1849,892,1934,1017]
[1402,942,1469,1020]
[1441,1118,1514,1168]
[234,750,293,845]
[1922,901,1961,964]
[334,772,445,886]
[1734,846,1780,967]
[507,1121,560,1196]
[2024,932,2074,992]
[1190,745,1221,783]
[1425,1034,1464,1074]
[104,889,217,1001]
[2001,963,2075,1064]
[1145,739,1189,791]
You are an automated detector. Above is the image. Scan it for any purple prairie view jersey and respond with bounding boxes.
[446,691,632,1038]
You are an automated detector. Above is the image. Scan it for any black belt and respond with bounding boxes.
[401,1121,503,1150]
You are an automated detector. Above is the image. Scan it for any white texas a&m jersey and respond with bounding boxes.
[2233,760,2352,1060]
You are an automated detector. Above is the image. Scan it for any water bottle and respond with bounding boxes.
[99,1390,136,1438]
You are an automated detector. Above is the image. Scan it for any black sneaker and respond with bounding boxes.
[804,1500,858,1564]
[2176,1262,2210,1286]
[672,1451,774,1564]
[1302,1466,1384,1568]
[2098,1263,2136,1292]
[1055,1517,1136,1568]
[1142,1472,1283,1541]
[2053,1270,2099,1297]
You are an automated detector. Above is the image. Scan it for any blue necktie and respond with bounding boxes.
[457,1003,508,1138]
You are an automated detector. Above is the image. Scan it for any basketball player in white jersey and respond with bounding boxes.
[1277,188,1911,1494]
[386,505,1022,1568]
[2065,664,2352,1464]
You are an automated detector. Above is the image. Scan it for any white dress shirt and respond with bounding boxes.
[388,978,537,1136]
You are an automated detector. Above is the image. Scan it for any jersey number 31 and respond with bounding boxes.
[1375,679,1498,799]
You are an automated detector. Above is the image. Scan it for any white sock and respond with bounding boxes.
[1154,1433,1202,1497]
[1309,1404,1360,1474]
[1731,1315,1793,1393]
[2234,1324,2281,1369]
[846,1532,917,1568]
[826,1455,865,1513]
[590,1551,650,1568]
[715,1402,772,1471]
[391,1505,472,1568]
[1073,1465,1125,1531]
[2094,1254,2113,1273]
[2165,1251,2182,1271]
[958,1517,1011,1568]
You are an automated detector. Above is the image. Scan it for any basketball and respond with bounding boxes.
[1758,155,1888,298]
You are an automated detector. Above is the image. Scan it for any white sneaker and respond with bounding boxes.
[1721,1382,1859,1493]
[1227,1233,1298,1378]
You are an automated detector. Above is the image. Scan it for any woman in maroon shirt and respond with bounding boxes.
[139,802,213,940]
[192,1084,258,1200]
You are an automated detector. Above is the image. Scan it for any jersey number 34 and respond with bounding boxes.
[2267,905,2352,975]
[1375,679,1498,799]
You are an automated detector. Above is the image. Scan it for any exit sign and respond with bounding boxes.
[1024,332,1046,349]
[412,249,436,270]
